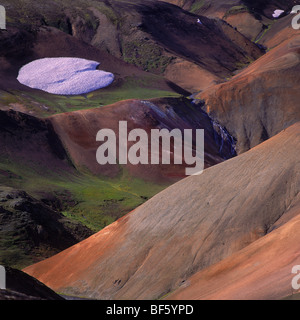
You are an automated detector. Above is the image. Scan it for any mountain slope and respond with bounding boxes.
[0,186,93,268]
[24,122,300,300]
[0,96,235,267]
[196,34,300,154]
[48,97,235,182]
[0,25,185,118]
[0,266,64,300]
[1,0,263,95]
[168,206,300,300]
[161,0,298,42]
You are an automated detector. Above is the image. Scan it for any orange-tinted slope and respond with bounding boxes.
[24,122,300,300]
[259,14,299,49]
[168,206,300,300]
[198,35,300,154]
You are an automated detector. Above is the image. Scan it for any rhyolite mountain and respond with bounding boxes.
[0,0,299,300]
[196,34,300,154]
[0,0,253,268]
[168,205,300,300]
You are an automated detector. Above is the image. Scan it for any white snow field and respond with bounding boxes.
[17,57,114,95]
[272,9,284,18]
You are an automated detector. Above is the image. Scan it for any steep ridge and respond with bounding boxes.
[168,206,300,300]
[196,35,300,154]
[24,122,300,300]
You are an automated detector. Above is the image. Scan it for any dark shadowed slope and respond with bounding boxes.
[0,186,92,269]
[24,122,300,300]
[0,266,64,300]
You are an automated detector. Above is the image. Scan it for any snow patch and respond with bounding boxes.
[17,57,114,95]
[272,9,284,18]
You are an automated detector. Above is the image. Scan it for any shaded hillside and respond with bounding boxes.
[0,186,92,268]
[24,122,300,300]
[0,109,73,174]
[162,0,298,42]
[0,266,64,300]
[1,0,263,94]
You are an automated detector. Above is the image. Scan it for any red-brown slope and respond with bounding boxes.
[168,206,300,300]
[48,97,233,183]
[197,35,300,154]
[24,122,300,300]
[258,14,299,49]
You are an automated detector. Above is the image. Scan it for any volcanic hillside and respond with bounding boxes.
[24,122,300,300]
[1,0,263,95]
[161,0,298,42]
[167,205,300,300]
[0,0,299,300]
[0,0,256,268]
[196,34,300,154]
[0,97,235,268]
